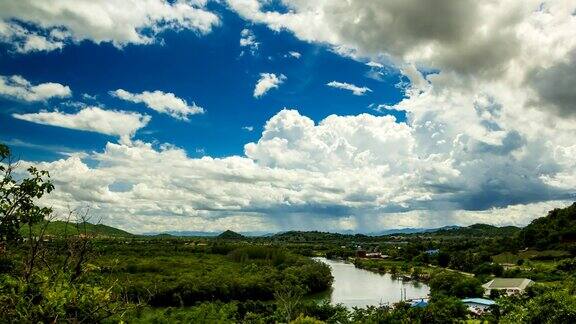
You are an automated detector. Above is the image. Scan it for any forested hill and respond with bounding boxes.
[217,230,245,240]
[271,231,369,242]
[519,202,576,249]
[429,223,521,237]
[270,225,523,242]
[20,220,133,238]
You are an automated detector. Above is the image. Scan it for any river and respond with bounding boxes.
[313,257,430,308]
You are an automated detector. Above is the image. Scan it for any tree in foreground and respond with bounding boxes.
[0,143,53,244]
[275,283,305,323]
[0,143,129,322]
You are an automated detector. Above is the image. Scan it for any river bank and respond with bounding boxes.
[313,257,430,308]
[351,257,436,281]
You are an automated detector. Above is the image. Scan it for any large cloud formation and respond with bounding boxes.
[227,1,573,74]
[12,0,576,233]
[0,0,220,52]
[26,106,575,233]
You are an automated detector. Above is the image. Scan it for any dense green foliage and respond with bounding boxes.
[496,282,576,323]
[1,237,334,323]
[0,273,124,322]
[116,296,470,323]
[271,231,368,243]
[429,272,483,298]
[519,202,576,250]
[88,241,332,307]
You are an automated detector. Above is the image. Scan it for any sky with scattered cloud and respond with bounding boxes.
[1,0,575,234]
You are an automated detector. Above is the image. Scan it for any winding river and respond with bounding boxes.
[313,257,430,308]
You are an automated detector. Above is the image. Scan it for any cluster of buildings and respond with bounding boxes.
[355,245,536,317]
[356,246,389,259]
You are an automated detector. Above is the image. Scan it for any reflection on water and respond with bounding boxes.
[313,257,430,309]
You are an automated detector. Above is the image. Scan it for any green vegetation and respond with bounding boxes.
[20,220,134,238]
[519,202,576,250]
[270,231,368,243]
[428,272,483,298]
[92,241,332,307]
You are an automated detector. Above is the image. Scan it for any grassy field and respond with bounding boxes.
[492,249,570,264]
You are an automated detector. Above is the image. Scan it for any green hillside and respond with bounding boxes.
[20,220,133,238]
[519,202,576,249]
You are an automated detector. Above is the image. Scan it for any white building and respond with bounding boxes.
[482,278,534,296]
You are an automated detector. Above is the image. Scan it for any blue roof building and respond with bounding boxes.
[461,298,496,315]
[461,298,495,306]
[410,299,429,308]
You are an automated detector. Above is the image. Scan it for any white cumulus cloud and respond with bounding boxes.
[111,89,204,121]
[253,73,286,98]
[0,75,71,101]
[0,0,220,53]
[12,107,150,141]
[0,21,66,53]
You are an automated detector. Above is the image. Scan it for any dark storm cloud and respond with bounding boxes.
[529,51,576,117]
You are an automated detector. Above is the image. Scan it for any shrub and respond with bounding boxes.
[0,274,125,323]
[429,272,483,298]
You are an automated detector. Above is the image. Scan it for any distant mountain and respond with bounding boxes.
[144,231,220,237]
[150,233,174,239]
[145,229,438,238]
[143,230,271,237]
[120,221,538,241]
[367,226,461,236]
[519,202,576,249]
[21,220,133,238]
[217,230,245,240]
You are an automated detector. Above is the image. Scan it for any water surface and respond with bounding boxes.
[313,257,430,308]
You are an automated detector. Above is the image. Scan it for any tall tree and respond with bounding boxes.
[0,143,54,243]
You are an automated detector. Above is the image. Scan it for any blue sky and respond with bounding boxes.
[0,1,574,233]
[1,3,405,161]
